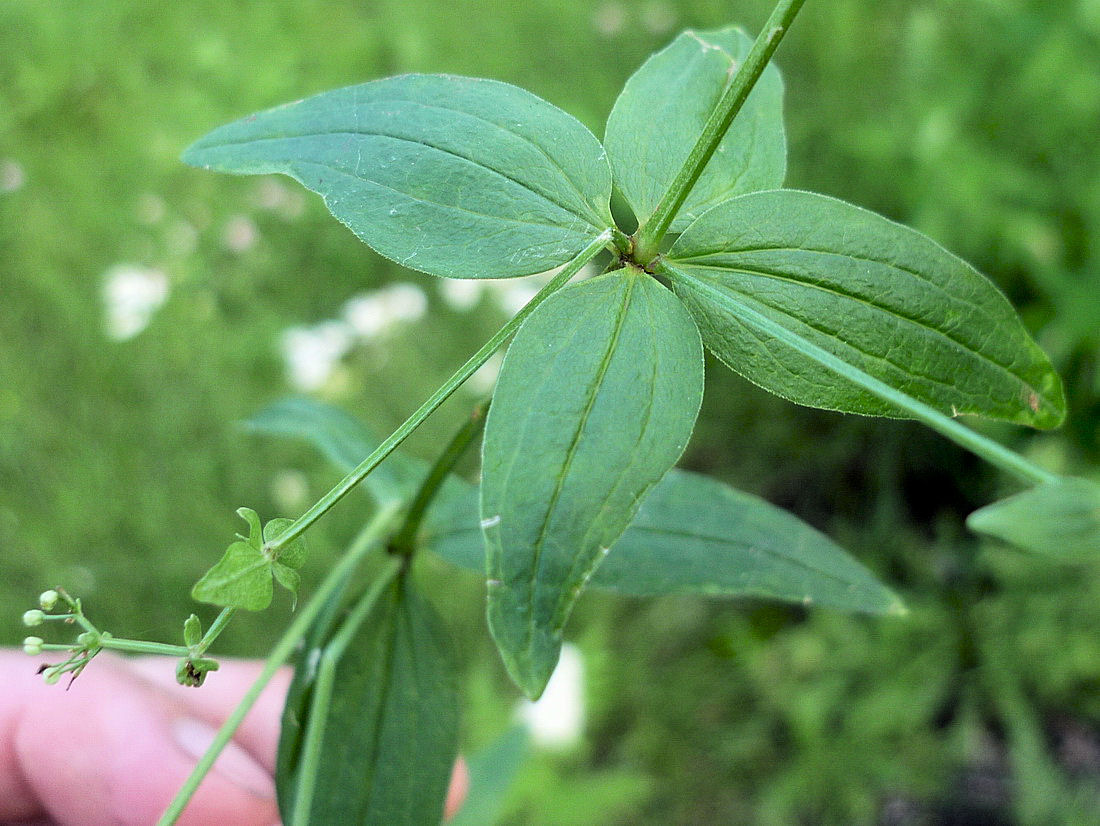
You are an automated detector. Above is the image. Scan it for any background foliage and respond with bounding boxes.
[3,0,1098,822]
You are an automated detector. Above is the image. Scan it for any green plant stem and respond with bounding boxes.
[632,0,807,263]
[157,504,402,826]
[290,569,400,823]
[264,231,610,555]
[658,263,1058,486]
[194,607,235,655]
[389,398,490,555]
[609,227,633,258]
[100,638,191,657]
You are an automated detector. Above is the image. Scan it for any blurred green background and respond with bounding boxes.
[3,0,1099,822]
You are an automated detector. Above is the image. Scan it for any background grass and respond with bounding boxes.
[3,0,1099,822]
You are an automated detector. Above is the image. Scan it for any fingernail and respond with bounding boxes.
[172,717,275,799]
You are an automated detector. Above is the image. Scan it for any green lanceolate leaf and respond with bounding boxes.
[968,477,1100,558]
[184,75,614,279]
[192,511,307,610]
[448,726,530,826]
[244,397,423,502]
[425,469,902,615]
[663,190,1065,428]
[481,267,703,697]
[276,576,459,825]
[605,26,785,233]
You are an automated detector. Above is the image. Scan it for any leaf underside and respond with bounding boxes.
[244,397,423,503]
[276,577,459,825]
[190,541,273,611]
[425,469,901,615]
[605,25,786,233]
[664,189,1065,428]
[481,267,704,697]
[183,74,613,279]
[191,513,306,610]
[968,477,1100,558]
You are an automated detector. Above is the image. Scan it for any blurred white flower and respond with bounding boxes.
[281,321,354,392]
[135,193,166,225]
[270,469,310,512]
[489,263,596,317]
[1,159,25,192]
[593,1,627,36]
[641,0,676,34]
[252,177,305,219]
[439,278,485,312]
[495,281,541,317]
[517,643,585,748]
[343,293,389,339]
[381,283,428,322]
[253,177,291,210]
[101,264,170,341]
[343,283,428,340]
[223,215,259,252]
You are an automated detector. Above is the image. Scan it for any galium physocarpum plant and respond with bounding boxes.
[22,0,1100,821]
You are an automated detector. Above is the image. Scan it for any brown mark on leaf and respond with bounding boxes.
[1028,391,1040,414]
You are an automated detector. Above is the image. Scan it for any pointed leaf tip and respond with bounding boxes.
[968,477,1100,558]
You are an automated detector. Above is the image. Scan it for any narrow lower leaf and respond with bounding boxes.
[243,397,423,503]
[184,75,614,279]
[276,576,459,824]
[605,26,785,232]
[481,267,703,697]
[426,469,901,615]
[449,726,530,826]
[664,190,1065,428]
[968,477,1100,558]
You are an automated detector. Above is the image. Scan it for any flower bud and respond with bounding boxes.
[23,636,44,656]
[43,667,62,685]
[22,609,45,627]
[77,631,99,648]
[39,590,59,611]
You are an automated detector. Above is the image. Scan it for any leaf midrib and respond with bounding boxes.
[559,278,662,628]
[523,274,638,654]
[674,262,1048,409]
[675,239,1017,341]
[297,159,592,238]
[623,525,869,586]
[199,127,600,232]
[427,523,871,592]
